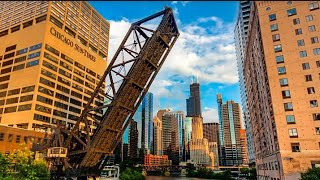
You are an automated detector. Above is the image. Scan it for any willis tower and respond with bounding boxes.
[186,76,202,117]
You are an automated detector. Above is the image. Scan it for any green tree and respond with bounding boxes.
[301,167,320,180]
[0,153,10,178]
[249,168,257,180]
[120,168,145,180]
[8,144,50,180]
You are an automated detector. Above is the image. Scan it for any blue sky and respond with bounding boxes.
[89,1,241,123]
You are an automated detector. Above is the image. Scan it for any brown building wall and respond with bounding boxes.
[0,125,48,154]
[203,122,219,143]
[245,1,320,179]
[240,129,248,165]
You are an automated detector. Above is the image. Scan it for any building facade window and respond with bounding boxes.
[269,14,277,21]
[18,104,32,111]
[0,133,4,141]
[26,60,39,68]
[270,24,278,31]
[34,113,50,123]
[309,2,319,10]
[37,95,53,105]
[16,135,21,143]
[35,104,52,114]
[311,37,319,44]
[309,25,316,32]
[305,74,313,81]
[287,8,297,16]
[306,15,314,21]
[29,43,42,52]
[282,90,291,99]
[313,113,320,120]
[289,128,298,137]
[16,48,28,56]
[302,62,310,70]
[27,52,40,59]
[280,78,289,87]
[310,100,318,108]
[45,44,60,57]
[20,95,33,102]
[273,34,280,41]
[313,48,320,55]
[284,102,293,111]
[274,44,282,52]
[286,115,295,124]
[300,50,307,57]
[291,143,300,152]
[316,127,320,135]
[295,28,302,35]
[298,39,305,46]
[307,87,316,94]
[278,67,286,75]
[276,55,284,64]
[293,18,300,25]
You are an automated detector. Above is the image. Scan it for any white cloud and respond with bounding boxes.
[181,1,190,6]
[107,10,238,112]
[108,19,132,59]
[171,1,189,6]
[202,107,219,123]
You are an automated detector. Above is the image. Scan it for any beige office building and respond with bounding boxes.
[0,1,109,133]
[153,110,167,156]
[189,116,216,167]
[244,1,320,179]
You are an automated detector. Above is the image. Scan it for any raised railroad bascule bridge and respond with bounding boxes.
[45,7,179,179]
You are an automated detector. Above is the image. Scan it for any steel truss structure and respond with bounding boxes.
[49,7,179,177]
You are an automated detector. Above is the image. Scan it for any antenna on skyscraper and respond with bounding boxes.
[196,73,199,83]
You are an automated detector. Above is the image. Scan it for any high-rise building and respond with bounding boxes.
[133,92,153,156]
[217,94,224,148]
[203,122,220,167]
[243,1,320,179]
[217,94,243,166]
[203,122,219,144]
[184,117,192,161]
[162,110,179,165]
[189,117,215,167]
[172,111,185,162]
[0,2,109,131]
[153,110,165,156]
[186,77,201,117]
[234,1,255,165]
[113,142,122,164]
[129,120,138,159]
[122,143,129,161]
[240,129,248,165]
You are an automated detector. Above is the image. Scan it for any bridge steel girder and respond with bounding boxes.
[57,7,180,175]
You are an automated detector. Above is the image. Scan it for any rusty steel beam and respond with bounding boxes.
[49,7,179,176]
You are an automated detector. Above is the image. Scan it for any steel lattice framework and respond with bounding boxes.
[49,7,179,177]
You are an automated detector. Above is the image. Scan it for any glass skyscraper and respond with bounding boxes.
[133,92,153,155]
[217,94,243,166]
[184,117,192,161]
[234,0,255,165]
[172,111,185,162]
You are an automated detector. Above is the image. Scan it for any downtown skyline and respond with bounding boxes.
[89,1,242,124]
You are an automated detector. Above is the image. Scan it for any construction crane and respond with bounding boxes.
[47,7,179,178]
